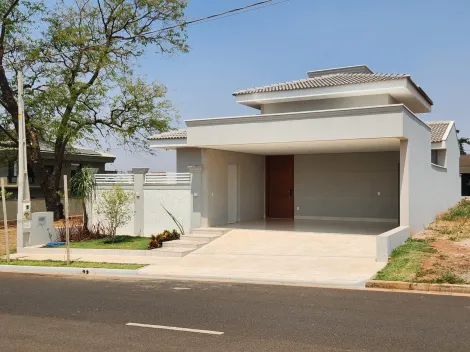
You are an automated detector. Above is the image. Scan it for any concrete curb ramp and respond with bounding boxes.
[366,280,470,294]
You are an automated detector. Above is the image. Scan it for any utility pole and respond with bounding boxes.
[16,71,31,249]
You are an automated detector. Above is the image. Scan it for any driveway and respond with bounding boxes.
[140,224,387,287]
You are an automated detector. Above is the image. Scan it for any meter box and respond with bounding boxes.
[28,212,56,246]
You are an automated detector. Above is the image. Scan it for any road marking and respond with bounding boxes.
[126,323,224,335]
[173,287,191,290]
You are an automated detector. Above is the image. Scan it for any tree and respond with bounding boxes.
[70,166,96,229]
[0,0,188,218]
[457,129,470,156]
[96,184,134,243]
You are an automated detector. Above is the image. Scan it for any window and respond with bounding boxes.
[8,161,35,183]
[431,149,447,167]
[431,150,438,165]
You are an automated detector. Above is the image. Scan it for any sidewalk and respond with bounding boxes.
[7,229,386,287]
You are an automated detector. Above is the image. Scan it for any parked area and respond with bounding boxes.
[375,200,470,284]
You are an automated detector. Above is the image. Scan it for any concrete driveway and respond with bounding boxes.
[140,222,388,287]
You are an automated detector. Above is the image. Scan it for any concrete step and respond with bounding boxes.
[162,240,204,249]
[189,228,228,237]
[154,247,194,257]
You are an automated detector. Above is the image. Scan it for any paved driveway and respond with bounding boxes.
[140,226,387,287]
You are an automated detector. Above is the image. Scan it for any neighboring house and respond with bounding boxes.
[460,155,470,196]
[149,65,461,236]
[0,144,115,198]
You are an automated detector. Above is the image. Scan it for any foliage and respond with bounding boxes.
[375,239,435,282]
[96,184,135,242]
[0,0,189,215]
[457,129,470,155]
[56,217,106,242]
[70,166,97,228]
[1,190,13,200]
[148,229,180,249]
[161,204,185,236]
[438,199,470,221]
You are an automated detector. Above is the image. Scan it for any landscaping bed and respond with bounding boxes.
[55,235,150,250]
[374,200,470,285]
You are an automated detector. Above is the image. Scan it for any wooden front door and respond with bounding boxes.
[266,155,294,219]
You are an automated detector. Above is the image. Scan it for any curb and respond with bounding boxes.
[366,280,470,294]
[0,265,139,277]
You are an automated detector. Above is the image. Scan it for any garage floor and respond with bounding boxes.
[139,219,393,287]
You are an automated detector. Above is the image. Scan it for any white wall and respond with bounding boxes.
[176,148,202,173]
[201,149,265,227]
[143,188,191,234]
[295,152,399,221]
[403,117,460,234]
[261,95,396,114]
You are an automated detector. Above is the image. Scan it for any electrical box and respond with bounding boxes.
[28,212,56,247]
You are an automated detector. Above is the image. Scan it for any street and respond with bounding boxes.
[0,273,469,351]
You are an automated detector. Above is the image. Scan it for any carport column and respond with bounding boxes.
[399,140,410,227]
[132,168,148,236]
[188,165,203,229]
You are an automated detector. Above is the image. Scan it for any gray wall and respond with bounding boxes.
[261,94,397,114]
[294,152,400,221]
[176,148,202,172]
[201,149,265,227]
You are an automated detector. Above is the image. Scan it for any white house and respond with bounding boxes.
[149,65,460,260]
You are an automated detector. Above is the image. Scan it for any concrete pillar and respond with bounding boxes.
[132,168,148,236]
[399,140,410,227]
[188,165,203,229]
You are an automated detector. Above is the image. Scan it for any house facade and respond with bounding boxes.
[150,65,460,240]
[0,145,115,199]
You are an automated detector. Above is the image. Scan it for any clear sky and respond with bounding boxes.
[108,0,470,171]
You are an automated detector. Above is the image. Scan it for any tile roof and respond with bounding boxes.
[0,142,115,159]
[232,73,409,96]
[427,121,453,143]
[149,129,187,140]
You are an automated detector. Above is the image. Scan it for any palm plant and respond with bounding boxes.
[70,166,97,230]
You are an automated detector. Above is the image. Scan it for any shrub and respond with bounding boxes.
[96,184,135,243]
[56,218,106,242]
[147,229,180,249]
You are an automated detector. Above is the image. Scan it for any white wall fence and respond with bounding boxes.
[91,169,194,236]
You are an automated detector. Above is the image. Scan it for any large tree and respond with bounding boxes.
[0,0,188,218]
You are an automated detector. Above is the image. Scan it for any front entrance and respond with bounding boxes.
[266,155,294,219]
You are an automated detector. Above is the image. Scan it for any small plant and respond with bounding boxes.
[161,204,185,236]
[147,229,181,249]
[70,166,97,229]
[96,184,135,243]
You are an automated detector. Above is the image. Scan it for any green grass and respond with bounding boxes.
[375,239,436,282]
[56,236,150,250]
[439,200,470,221]
[0,259,145,269]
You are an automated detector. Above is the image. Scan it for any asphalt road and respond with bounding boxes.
[0,273,469,351]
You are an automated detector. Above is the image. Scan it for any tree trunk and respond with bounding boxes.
[82,198,89,231]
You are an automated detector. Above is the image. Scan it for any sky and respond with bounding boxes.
[107,0,470,171]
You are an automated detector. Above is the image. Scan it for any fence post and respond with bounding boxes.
[132,168,148,236]
[188,166,203,229]
[1,178,10,263]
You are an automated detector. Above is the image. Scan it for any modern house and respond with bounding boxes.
[460,154,470,196]
[148,65,460,259]
[0,144,115,199]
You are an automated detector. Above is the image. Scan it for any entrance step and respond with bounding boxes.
[161,228,230,256]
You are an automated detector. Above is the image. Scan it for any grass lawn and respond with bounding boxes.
[375,239,436,282]
[0,259,145,270]
[56,235,150,250]
[374,200,470,285]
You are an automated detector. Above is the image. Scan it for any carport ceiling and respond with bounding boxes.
[202,138,400,155]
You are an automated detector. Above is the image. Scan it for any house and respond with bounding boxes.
[0,144,115,199]
[148,65,460,257]
[460,154,470,196]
